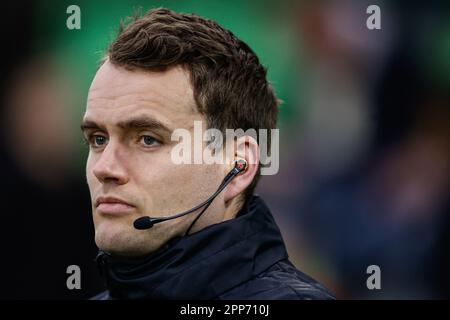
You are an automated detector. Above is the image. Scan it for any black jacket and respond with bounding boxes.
[93,195,335,300]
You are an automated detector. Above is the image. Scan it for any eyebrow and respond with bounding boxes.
[80,116,172,135]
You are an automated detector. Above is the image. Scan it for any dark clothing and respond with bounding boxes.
[93,195,335,300]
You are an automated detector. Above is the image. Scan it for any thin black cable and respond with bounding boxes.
[184,169,239,236]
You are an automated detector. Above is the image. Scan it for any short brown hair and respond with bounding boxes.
[107,7,279,200]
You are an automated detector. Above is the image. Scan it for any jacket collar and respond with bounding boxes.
[96,195,288,299]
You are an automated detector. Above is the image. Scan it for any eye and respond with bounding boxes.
[139,135,161,147]
[88,134,108,148]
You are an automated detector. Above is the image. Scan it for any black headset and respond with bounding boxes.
[133,159,248,234]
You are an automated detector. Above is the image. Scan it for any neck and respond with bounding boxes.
[187,195,245,234]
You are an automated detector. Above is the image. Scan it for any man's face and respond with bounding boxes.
[82,61,224,256]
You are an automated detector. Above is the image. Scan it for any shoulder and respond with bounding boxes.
[219,259,335,300]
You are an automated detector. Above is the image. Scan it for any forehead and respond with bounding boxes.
[85,61,199,128]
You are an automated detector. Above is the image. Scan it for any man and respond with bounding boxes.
[82,7,334,300]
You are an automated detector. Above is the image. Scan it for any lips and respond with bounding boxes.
[95,196,136,215]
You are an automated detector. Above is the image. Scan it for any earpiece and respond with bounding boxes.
[235,159,247,173]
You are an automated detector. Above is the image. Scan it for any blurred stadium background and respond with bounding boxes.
[0,0,449,299]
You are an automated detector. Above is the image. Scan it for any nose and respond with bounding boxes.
[92,142,129,185]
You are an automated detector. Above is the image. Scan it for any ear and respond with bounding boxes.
[224,135,259,203]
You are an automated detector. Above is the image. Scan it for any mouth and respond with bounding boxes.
[95,196,136,215]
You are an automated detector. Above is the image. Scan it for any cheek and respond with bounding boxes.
[148,164,210,207]
[85,154,98,192]
[132,163,186,209]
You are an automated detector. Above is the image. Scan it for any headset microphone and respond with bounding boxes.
[133,159,247,231]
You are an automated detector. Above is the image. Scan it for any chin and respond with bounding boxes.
[95,220,138,255]
[94,219,162,257]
